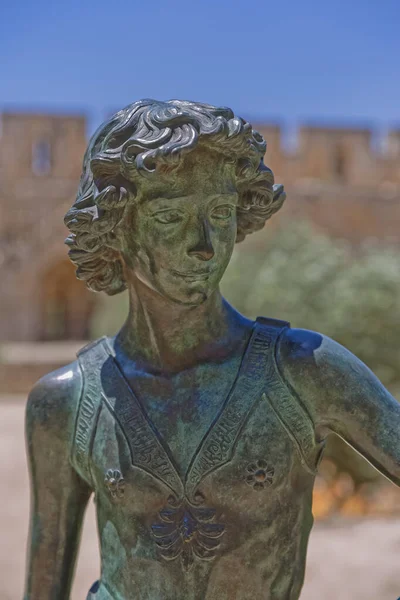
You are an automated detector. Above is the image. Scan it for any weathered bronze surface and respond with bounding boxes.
[24,100,400,600]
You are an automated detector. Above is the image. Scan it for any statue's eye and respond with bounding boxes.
[153,210,183,224]
[211,205,234,220]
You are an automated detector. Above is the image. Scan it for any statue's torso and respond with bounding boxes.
[76,320,321,600]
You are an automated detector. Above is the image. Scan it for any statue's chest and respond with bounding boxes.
[120,362,242,476]
[88,345,313,574]
[76,324,318,577]
[90,360,298,509]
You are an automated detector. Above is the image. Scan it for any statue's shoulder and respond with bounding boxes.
[276,326,368,417]
[276,327,325,366]
[276,326,357,374]
[26,336,110,435]
[26,359,83,442]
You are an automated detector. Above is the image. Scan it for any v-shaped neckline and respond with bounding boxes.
[100,321,274,502]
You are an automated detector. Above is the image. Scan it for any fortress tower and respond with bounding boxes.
[0,112,399,341]
[0,112,95,341]
[256,123,400,242]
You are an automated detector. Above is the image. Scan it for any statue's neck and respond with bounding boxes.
[115,278,238,373]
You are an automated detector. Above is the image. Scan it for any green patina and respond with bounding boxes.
[24,100,400,600]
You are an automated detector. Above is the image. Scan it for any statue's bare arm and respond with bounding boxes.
[277,328,400,487]
[24,362,92,600]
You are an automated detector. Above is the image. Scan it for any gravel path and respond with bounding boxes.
[2,397,400,600]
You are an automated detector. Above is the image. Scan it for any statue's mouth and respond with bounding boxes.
[171,270,212,281]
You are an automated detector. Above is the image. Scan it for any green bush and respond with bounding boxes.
[222,220,400,396]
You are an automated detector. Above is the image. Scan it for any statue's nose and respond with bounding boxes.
[187,220,215,261]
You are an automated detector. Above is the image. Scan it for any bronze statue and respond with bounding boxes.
[24,100,400,600]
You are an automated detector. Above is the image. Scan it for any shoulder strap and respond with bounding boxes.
[256,315,291,329]
[256,316,321,475]
[185,318,291,499]
[71,337,109,486]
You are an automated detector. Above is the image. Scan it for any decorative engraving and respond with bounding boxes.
[151,493,225,571]
[102,325,280,503]
[265,375,318,475]
[187,406,243,488]
[74,341,109,480]
[102,356,184,498]
[94,322,317,571]
[104,469,125,498]
[245,459,274,490]
[75,376,98,467]
[185,326,274,499]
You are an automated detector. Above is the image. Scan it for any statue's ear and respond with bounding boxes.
[105,230,123,251]
[90,156,119,180]
[103,208,130,252]
[87,184,129,254]
[94,185,128,210]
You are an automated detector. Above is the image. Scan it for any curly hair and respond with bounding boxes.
[64,99,286,295]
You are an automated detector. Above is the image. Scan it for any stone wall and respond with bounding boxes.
[1,111,399,341]
[0,112,94,341]
[256,123,400,187]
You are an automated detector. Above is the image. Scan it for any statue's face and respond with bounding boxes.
[121,151,238,305]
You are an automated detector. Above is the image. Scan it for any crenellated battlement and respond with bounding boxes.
[1,111,399,190]
[0,109,399,342]
[0,111,87,184]
[254,123,400,188]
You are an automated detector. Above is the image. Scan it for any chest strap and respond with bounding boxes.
[256,317,321,475]
[71,337,109,487]
[71,318,321,486]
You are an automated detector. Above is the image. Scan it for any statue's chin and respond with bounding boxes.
[157,278,219,306]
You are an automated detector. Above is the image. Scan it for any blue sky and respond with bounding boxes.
[1,0,399,134]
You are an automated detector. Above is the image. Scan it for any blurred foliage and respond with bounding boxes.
[221,220,400,395]
[220,220,400,484]
[90,219,400,484]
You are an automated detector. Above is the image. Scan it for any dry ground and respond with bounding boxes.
[2,397,400,600]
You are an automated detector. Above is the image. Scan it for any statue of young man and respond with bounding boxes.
[24,100,400,600]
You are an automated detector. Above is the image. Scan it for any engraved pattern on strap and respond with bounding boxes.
[185,322,280,500]
[71,338,109,486]
[101,355,185,498]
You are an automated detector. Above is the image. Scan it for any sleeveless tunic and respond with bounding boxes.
[71,317,325,600]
